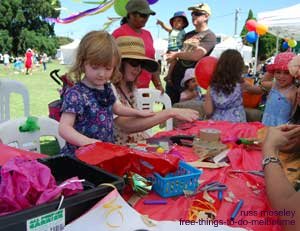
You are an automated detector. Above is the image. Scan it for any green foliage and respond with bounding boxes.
[240,9,255,38]
[0,30,13,52]
[0,0,61,56]
[57,36,74,46]
[257,34,277,60]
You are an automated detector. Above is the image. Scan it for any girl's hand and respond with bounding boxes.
[263,125,300,154]
[170,108,199,122]
[85,138,100,145]
[137,110,155,117]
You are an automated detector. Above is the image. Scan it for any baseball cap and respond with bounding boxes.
[188,3,211,16]
[126,0,156,15]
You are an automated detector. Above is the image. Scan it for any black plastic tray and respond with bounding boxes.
[0,155,124,231]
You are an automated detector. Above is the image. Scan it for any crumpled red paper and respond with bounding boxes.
[0,157,83,216]
[76,142,180,177]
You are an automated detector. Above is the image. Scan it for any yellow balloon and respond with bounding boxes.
[255,23,268,35]
[288,39,297,48]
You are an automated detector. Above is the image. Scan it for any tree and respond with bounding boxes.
[57,36,74,46]
[0,0,60,56]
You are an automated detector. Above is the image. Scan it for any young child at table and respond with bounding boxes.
[203,49,246,122]
[179,68,201,102]
[59,31,154,155]
[156,11,189,85]
[261,52,297,126]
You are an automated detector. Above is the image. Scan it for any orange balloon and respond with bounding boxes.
[256,23,268,36]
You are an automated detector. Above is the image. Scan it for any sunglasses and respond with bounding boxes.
[125,59,142,67]
[191,11,206,17]
[133,12,150,19]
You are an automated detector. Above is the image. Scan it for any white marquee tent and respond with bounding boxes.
[59,39,80,65]
[210,37,253,64]
[257,4,300,41]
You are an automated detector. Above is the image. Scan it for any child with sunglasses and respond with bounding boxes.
[59,31,154,155]
[165,3,217,104]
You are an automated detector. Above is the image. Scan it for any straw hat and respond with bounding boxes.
[116,36,159,73]
[181,68,195,87]
[266,52,296,73]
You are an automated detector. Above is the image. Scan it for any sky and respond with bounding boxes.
[54,0,299,40]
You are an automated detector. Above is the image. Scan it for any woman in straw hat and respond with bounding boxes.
[111,36,199,145]
[112,0,163,93]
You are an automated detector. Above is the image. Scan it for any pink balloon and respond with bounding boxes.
[246,19,257,32]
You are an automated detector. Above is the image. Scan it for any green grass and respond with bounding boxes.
[0,61,69,155]
[0,60,69,118]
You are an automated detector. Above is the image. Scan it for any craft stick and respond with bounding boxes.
[218,190,223,201]
[230,199,244,220]
[143,199,167,205]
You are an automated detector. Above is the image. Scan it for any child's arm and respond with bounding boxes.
[114,108,199,133]
[242,79,273,94]
[203,87,214,117]
[113,102,154,117]
[180,91,189,102]
[156,19,172,33]
[59,112,99,147]
[288,87,298,114]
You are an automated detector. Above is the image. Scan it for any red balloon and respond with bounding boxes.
[195,56,218,89]
[245,19,257,32]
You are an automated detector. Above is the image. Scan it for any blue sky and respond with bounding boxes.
[55,0,299,40]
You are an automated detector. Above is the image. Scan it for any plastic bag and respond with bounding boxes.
[0,157,83,216]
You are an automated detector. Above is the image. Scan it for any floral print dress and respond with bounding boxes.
[210,83,246,122]
[60,82,116,155]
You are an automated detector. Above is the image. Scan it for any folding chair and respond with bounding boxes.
[0,78,30,122]
[0,116,65,153]
[135,88,172,135]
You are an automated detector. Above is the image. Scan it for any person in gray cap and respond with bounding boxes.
[112,0,164,93]
[165,3,217,104]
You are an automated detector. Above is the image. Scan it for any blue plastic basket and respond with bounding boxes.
[152,161,202,198]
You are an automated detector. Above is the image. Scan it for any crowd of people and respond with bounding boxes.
[0,49,48,74]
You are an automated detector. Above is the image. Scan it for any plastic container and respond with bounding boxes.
[0,156,124,231]
[152,161,202,198]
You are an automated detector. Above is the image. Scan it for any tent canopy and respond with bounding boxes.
[210,37,253,64]
[59,39,80,65]
[257,4,300,41]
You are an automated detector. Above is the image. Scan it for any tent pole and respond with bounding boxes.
[253,36,259,75]
[275,36,279,55]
